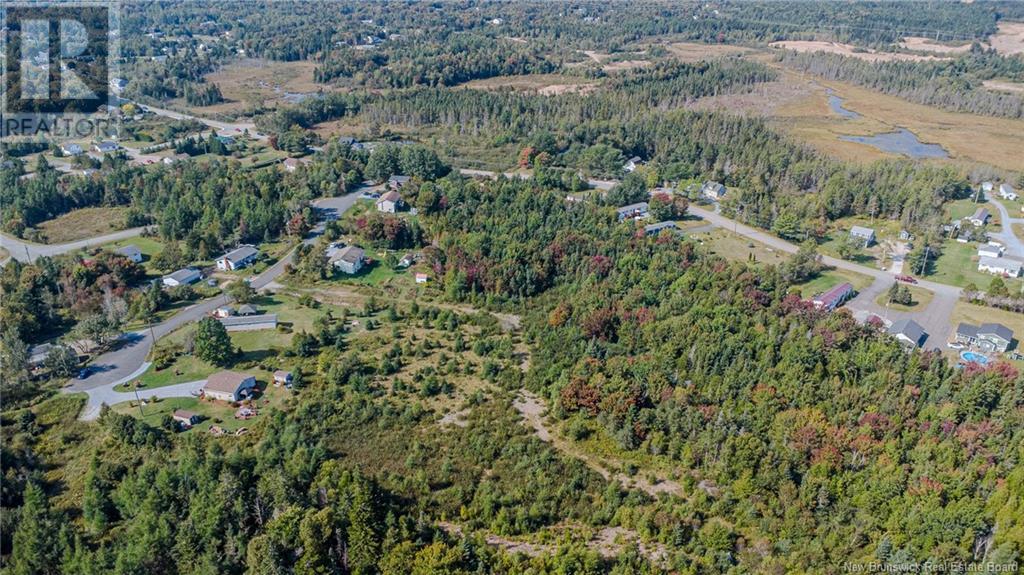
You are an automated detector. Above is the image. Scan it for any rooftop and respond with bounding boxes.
[204,371,253,393]
[219,245,259,264]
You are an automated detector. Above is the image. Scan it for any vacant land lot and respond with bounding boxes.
[663,41,751,62]
[769,40,950,62]
[35,207,129,244]
[770,72,1024,170]
[899,37,973,54]
[175,58,323,117]
[983,80,1024,94]
[989,21,1024,56]
[459,74,598,95]
[797,268,875,298]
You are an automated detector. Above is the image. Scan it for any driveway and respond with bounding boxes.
[62,188,367,418]
[987,198,1024,258]
[688,204,962,350]
[1,227,147,264]
[78,376,205,421]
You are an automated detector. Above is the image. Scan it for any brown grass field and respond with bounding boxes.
[769,40,951,62]
[769,70,1024,171]
[175,58,324,117]
[899,37,974,54]
[35,207,129,244]
[663,41,752,62]
[989,21,1024,56]
[458,74,598,95]
[983,79,1024,94]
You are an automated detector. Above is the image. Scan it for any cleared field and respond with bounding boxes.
[697,228,790,266]
[797,268,875,298]
[771,72,1024,171]
[989,21,1024,56]
[35,207,129,244]
[458,74,598,95]
[175,58,324,117]
[578,50,652,73]
[983,80,1024,94]
[899,37,973,54]
[664,41,751,62]
[769,40,950,62]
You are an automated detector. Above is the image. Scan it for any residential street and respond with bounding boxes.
[1,227,147,264]
[62,190,366,418]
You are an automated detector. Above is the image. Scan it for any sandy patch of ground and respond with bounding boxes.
[601,59,652,73]
[989,21,1024,56]
[899,36,974,54]
[512,390,684,498]
[437,522,667,563]
[458,74,598,96]
[983,80,1024,94]
[770,40,951,62]
[665,41,751,62]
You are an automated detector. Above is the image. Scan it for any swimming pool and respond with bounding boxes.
[960,351,990,365]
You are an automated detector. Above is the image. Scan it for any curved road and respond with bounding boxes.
[988,198,1024,259]
[64,191,365,419]
[1,227,147,264]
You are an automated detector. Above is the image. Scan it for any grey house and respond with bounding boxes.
[888,318,926,348]
[849,226,876,247]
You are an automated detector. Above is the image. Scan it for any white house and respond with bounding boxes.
[93,141,119,154]
[966,207,990,227]
[163,153,190,165]
[376,191,403,213]
[888,318,926,348]
[999,183,1018,201]
[203,371,257,402]
[162,268,201,287]
[60,143,83,156]
[623,156,643,173]
[282,157,312,172]
[981,181,994,194]
[978,256,1022,277]
[216,245,259,271]
[977,243,1004,259]
[701,181,726,201]
[329,245,365,274]
[849,226,876,248]
[109,77,128,94]
[115,245,143,263]
[415,273,429,284]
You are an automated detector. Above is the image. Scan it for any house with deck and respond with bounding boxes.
[329,245,365,275]
[701,181,726,201]
[965,207,990,227]
[203,371,257,402]
[115,245,143,263]
[955,323,1014,353]
[849,226,876,248]
[978,256,1022,277]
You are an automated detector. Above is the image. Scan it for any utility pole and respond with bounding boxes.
[134,387,145,417]
[918,245,931,276]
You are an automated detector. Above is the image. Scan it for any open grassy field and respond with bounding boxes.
[929,239,1024,291]
[989,21,1024,56]
[796,267,875,298]
[34,207,129,244]
[770,40,950,62]
[112,382,292,434]
[172,58,324,118]
[696,228,790,266]
[770,72,1024,171]
[663,41,752,62]
[899,37,973,54]
[874,284,934,312]
[458,74,598,95]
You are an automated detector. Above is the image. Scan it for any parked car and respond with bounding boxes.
[896,275,917,284]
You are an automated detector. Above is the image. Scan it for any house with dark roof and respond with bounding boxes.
[115,245,143,263]
[216,245,259,271]
[387,175,411,189]
[966,207,990,227]
[812,282,854,311]
[957,322,1014,353]
[616,202,649,221]
[93,141,119,154]
[643,221,681,237]
[172,409,200,429]
[888,318,926,348]
[701,181,726,201]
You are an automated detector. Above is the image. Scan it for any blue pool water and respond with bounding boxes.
[840,128,949,159]
[960,351,990,365]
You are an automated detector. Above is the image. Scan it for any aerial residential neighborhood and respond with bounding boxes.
[1,2,1021,573]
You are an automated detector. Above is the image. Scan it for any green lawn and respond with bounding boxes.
[101,236,166,276]
[118,355,216,392]
[111,382,292,434]
[873,284,934,312]
[796,268,875,298]
[929,240,1023,291]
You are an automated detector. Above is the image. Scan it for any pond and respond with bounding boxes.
[839,128,949,159]
[827,89,861,119]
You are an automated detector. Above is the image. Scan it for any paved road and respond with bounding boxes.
[688,205,962,349]
[988,198,1024,259]
[1,227,147,263]
[78,376,205,422]
[62,190,366,418]
[132,101,265,141]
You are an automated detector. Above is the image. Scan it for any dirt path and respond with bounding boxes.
[512,390,684,498]
[437,521,667,563]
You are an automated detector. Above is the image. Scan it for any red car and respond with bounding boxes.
[895,275,917,284]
